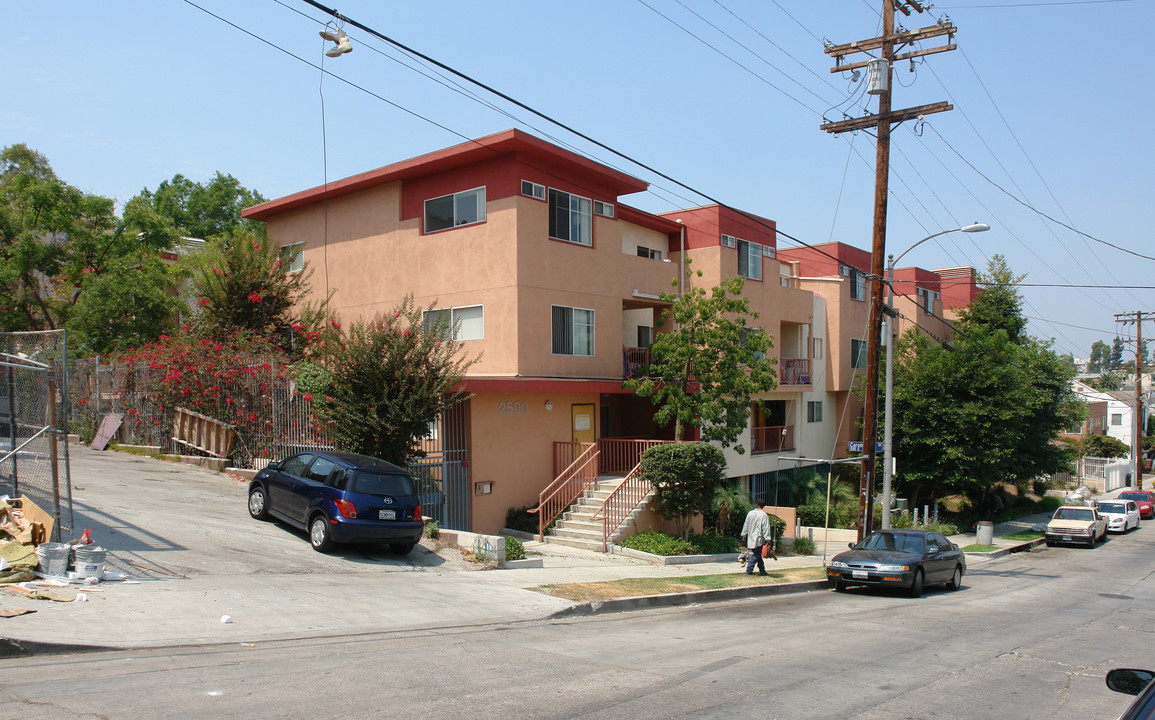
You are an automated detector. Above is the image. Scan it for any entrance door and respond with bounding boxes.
[572,403,596,444]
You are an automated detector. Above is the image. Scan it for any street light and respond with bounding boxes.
[882,223,989,529]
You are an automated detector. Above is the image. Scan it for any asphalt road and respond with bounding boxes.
[2,519,1153,719]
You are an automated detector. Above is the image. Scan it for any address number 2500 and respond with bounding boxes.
[498,401,529,415]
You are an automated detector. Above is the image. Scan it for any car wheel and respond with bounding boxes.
[309,514,335,553]
[947,565,963,591]
[391,542,415,555]
[908,569,924,598]
[248,486,269,520]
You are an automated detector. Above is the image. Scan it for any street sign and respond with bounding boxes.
[848,441,884,453]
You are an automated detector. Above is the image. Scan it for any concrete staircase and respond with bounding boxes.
[545,475,654,552]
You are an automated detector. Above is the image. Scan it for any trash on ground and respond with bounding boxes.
[221,615,233,624]
[0,608,35,618]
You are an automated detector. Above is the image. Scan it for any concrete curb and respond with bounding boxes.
[549,579,831,618]
[0,637,117,658]
[612,546,738,565]
[964,537,1045,559]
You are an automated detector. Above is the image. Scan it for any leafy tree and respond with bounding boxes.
[1087,341,1110,374]
[1080,434,1130,459]
[124,172,266,242]
[1090,372,1123,391]
[66,255,183,355]
[624,264,778,452]
[890,255,1084,513]
[638,442,727,540]
[1109,337,1125,371]
[303,295,478,465]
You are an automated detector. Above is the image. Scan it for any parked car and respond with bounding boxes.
[825,529,965,598]
[1118,491,1155,520]
[1106,668,1155,720]
[1096,499,1141,533]
[248,450,424,554]
[1044,505,1108,547]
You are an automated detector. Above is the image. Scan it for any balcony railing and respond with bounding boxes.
[780,358,811,385]
[623,347,652,378]
[750,425,795,455]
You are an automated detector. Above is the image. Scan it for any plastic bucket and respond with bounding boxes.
[72,546,108,579]
[35,542,71,578]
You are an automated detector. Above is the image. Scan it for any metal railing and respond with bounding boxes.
[780,358,811,385]
[598,438,667,474]
[750,425,795,455]
[622,347,652,378]
[534,442,599,540]
[591,464,654,552]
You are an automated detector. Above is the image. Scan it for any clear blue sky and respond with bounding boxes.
[6,0,1152,361]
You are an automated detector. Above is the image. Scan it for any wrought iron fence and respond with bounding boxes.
[1,330,73,539]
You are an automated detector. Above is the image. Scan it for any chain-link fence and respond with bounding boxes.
[67,357,334,468]
[0,330,73,540]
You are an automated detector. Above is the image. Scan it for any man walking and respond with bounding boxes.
[741,498,773,576]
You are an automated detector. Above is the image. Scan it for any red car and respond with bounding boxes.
[1118,491,1155,520]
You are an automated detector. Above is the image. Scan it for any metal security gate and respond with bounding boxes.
[0,330,73,540]
[409,399,470,531]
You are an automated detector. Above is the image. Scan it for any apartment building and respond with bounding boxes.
[243,129,967,536]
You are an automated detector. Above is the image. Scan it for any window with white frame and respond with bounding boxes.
[813,337,824,359]
[1111,413,1123,426]
[636,246,662,260]
[521,180,545,200]
[851,338,868,369]
[422,305,484,341]
[548,189,592,246]
[552,305,595,356]
[762,244,776,258]
[847,267,866,300]
[424,187,486,232]
[916,287,940,314]
[807,401,823,423]
[737,239,763,281]
[593,200,614,218]
[721,233,737,248]
[279,242,304,273]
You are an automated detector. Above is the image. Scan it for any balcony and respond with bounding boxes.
[751,425,795,455]
[623,347,652,378]
[780,358,811,385]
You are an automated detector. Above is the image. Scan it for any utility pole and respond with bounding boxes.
[822,1,957,541]
[1115,311,1153,490]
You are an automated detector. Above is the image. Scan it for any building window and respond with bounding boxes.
[762,244,776,258]
[279,242,304,273]
[721,233,737,248]
[548,189,592,246]
[424,187,486,233]
[813,337,824,359]
[851,338,868,369]
[847,268,866,300]
[807,401,823,423]
[521,180,545,200]
[1111,413,1123,426]
[737,239,763,281]
[593,200,614,218]
[916,287,940,315]
[422,305,484,341]
[637,326,653,348]
[741,327,766,362]
[552,305,594,356]
[636,246,662,260]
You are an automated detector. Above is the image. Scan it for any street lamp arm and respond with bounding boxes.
[890,223,990,269]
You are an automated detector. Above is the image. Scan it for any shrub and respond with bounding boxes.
[617,531,699,556]
[505,535,525,561]
[796,503,825,527]
[766,513,786,545]
[1040,495,1062,513]
[505,505,538,534]
[638,443,727,540]
[422,520,439,539]
[689,531,740,554]
[792,536,816,555]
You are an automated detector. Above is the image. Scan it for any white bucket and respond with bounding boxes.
[72,546,108,579]
[35,542,71,578]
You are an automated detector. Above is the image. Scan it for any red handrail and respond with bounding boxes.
[532,442,599,540]
[598,438,665,474]
[591,464,653,552]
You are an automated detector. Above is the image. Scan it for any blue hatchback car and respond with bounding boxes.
[248,450,424,554]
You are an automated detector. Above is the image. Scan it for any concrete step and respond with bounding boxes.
[540,534,607,552]
[555,518,603,533]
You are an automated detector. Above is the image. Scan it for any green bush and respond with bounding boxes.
[688,531,740,554]
[505,535,525,561]
[74,414,98,445]
[766,513,786,544]
[638,443,727,540]
[422,520,439,539]
[796,503,826,527]
[618,531,699,556]
[1040,495,1062,513]
[792,536,816,555]
[505,505,539,534]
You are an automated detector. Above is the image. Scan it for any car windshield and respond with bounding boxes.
[857,532,924,554]
[1097,502,1125,514]
[1118,493,1147,502]
[1054,507,1093,521]
[349,471,414,497]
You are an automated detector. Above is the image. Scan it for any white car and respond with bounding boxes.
[1096,499,1141,533]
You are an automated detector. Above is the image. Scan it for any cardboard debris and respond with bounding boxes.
[0,496,53,546]
[0,608,35,618]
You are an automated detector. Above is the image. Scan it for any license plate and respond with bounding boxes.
[1062,536,1071,542]
[852,570,868,580]
[378,509,396,520]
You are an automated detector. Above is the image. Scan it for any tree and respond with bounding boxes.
[123,172,266,242]
[638,442,727,540]
[1087,341,1110,374]
[890,255,1084,513]
[1109,337,1125,371]
[624,265,778,452]
[1080,434,1130,459]
[304,295,478,465]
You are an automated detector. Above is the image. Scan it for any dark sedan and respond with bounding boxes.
[248,450,424,554]
[826,529,966,597]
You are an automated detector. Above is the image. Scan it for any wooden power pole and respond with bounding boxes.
[1115,311,1153,490]
[821,1,957,541]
